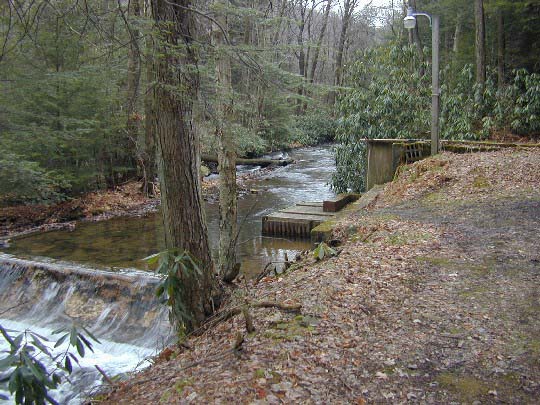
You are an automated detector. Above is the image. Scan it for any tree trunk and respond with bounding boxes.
[453,17,461,53]
[272,0,288,46]
[475,0,486,92]
[212,1,238,283]
[497,8,505,89]
[308,0,331,84]
[127,0,154,197]
[142,30,157,197]
[296,2,307,114]
[331,0,356,106]
[150,0,215,331]
[410,0,425,76]
[126,0,141,145]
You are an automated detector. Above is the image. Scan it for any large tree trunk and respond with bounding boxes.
[212,1,238,283]
[150,0,215,331]
[475,0,486,93]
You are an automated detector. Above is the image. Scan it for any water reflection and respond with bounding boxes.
[4,146,336,278]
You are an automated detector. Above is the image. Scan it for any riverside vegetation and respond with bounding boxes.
[1,0,540,403]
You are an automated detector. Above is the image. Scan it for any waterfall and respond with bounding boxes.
[0,253,173,403]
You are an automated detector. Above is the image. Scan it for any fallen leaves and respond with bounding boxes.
[100,149,540,404]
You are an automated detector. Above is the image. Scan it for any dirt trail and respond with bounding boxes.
[99,149,540,404]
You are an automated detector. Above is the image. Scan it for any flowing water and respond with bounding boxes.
[0,255,170,403]
[3,146,336,278]
[0,146,336,403]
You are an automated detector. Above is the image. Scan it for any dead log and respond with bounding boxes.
[201,154,293,168]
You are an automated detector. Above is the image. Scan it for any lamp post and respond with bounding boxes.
[404,6,440,155]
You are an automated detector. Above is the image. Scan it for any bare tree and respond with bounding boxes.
[475,0,486,91]
[309,0,332,84]
[212,0,238,282]
[331,0,358,105]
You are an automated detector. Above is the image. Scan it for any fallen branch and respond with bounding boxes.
[202,154,293,168]
[253,301,302,312]
[255,262,276,283]
[202,300,303,333]
[255,260,291,283]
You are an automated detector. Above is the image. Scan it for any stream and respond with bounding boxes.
[3,146,336,278]
[0,145,336,403]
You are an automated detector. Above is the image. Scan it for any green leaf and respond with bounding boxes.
[52,373,61,385]
[0,325,17,346]
[51,327,66,335]
[77,334,94,353]
[29,332,49,342]
[21,352,46,382]
[64,356,72,373]
[68,352,80,365]
[31,337,52,358]
[0,354,16,371]
[75,339,85,357]
[80,326,101,344]
[12,334,23,351]
[155,283,165,298]
[142,252,161,265]
[69,326,78,347]
[54,333,69,348]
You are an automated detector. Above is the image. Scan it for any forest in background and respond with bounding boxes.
[1,2,540,401]
[0,0,539,204]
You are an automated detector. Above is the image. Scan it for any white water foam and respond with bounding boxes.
[0,319,156,404]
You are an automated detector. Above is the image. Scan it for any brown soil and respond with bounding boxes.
[96,148,540,404]
[0,181,158,242]
[0,167,273,242]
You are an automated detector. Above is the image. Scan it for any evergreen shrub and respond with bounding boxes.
[293,113,337,146]
[0,155,69,206]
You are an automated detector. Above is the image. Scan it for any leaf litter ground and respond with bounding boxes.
[97,148,540,404]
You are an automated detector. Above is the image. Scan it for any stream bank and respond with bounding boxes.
[1,146,336,278]
[0,146,336,403]
[100,148,540,404]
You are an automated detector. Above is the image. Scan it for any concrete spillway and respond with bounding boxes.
[261,194,360,239]
[0,254,173,403]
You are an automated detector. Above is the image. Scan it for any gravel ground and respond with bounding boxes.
[97,148,540,404]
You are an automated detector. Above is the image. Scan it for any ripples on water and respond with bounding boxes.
[4,146,336,278]
[0,146,336,403]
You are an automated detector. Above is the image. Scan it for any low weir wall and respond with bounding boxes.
[0,254,171,347]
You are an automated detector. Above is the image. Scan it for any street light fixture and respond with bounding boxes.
[404,6,440,155]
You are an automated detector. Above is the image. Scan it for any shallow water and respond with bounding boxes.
[4,146,336,278]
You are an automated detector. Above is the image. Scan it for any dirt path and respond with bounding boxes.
[98,149,540,404]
